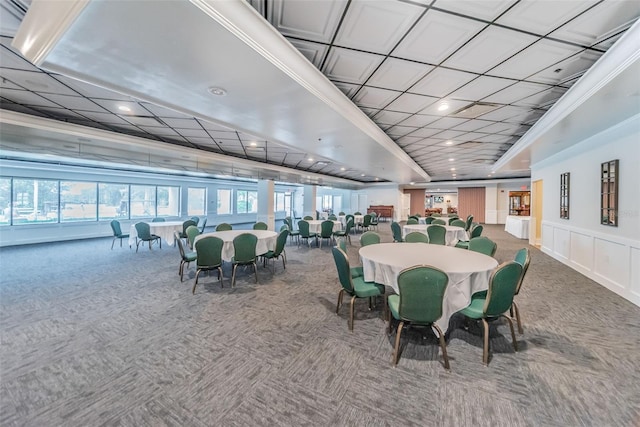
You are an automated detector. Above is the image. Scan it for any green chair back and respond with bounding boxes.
[338,212,345,216]
[135,222,153,240]
[514,248,531,294]
[182,219,197,235]
[175,231,191,260]
[279,224,289,232]
[297,220,314,238]
[354,212,362,215]
[406,217,418,225]
[216,223,232,231]
[328,214,337,220]
[390,221,403,242]
[450,219,466,228]
[331,246,354,294]
[414,213,422,217]
[320,220,334,238]
[360,231,380,246]
[448,216,460,225]
[343,218,354,235]
[337,238,347,252]
[427,225,446,245]
[362,214,372,228]
[233,233,258,263]
[195,236,223,269]
[199,217,208,233]
[272,229,289,257]
[484,262,523,317]
[465,215,474,231]
[186,225,200,248]
[468,236,497,257]
[470,224,483,238]
[432,213,442,217]
[397,265,448,324]
[431,218,446,225]
[405,231,429,243]
[369,213,379,225]
[425,217,434,224]
[345,214,354,226]
[152,217,165,222]
[190,216,200,225]
[253,222,268,230]
[303,215,314,220]
[110,220,124,237]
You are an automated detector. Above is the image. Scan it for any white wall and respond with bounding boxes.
[497,182,531,223]
[355,185,403,221]
[532,115,640,306]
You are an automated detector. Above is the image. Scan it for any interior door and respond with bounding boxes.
[532,179,543,247]
[401,193,410,221]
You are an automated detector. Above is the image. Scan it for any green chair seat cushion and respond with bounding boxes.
[333,230,347,236]
[471,290,487,299]
[388,294,400,320]
[352,277,384,298]
[184,252,197,262]
[459,296,486,319]
[455,241,469,249]
[289,230,300,236]
[350,266,363,278]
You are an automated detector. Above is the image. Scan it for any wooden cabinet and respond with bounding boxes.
[509,191,530,216]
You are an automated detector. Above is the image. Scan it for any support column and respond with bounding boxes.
[303,185,317,219]
[485,184,498,224]
[257,180,275,230]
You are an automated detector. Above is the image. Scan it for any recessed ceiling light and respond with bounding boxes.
[118,105,131,112]
[361,174,365,177]
[445,141,453,145]
[340,167,346,171]
[448,158,454,161]
[249,142,257,147]
[375,178,379,181]
[208,86,227,96]
[438,103,449,112]
[450,168,456,171]
[410,182,415,185]
[307,157,314,162]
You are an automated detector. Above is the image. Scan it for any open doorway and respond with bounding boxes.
[531,180,543,247]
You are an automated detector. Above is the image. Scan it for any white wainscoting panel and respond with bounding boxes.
[485,209,498,224]
[593,238,627,290]
[631,247,640,300]
[541,223,554,252]
[553,227,570,260]
[569,231,594,271]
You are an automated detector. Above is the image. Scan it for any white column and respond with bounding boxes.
[257,180,275,230]
[485,184,498,224]
[303,185,317,219]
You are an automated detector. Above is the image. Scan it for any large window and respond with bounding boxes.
[99,183,129,220]
[157,185,180,217]
[237,190,257,214]
[130,185,156,218]
[60,181,97,222]
[274,192,285,212]
[0,178,10,225]
[217,189,232,215]
[12,178,59,224]
[188,187,206,216]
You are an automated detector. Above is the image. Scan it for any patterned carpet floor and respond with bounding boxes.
[1,223,639,426]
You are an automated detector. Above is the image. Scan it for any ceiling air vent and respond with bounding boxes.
[450,102,500,119]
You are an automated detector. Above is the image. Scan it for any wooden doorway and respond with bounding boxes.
[531,179,543,247]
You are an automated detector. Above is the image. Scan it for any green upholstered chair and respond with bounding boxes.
[262,229,289,272]
[345,215,355,234]
[450,219,466,228]
[431,218,447,225]
[190,216,200,225]
[354,211,362,215]
[332,247,385,331]
[425,216,435,224]
[186,225,200,250]
[174,231,196,282]
[151,217,165,222]
[110,220,130,249]
[231,233,259,287]
[297,220,317,247]
[303,215,314,220]
[179,219,197,242]
[279,224,289,232]
[328,214,337,220]
[199,217,208,233]
[338,211,346,216]
[216,223,232,231]
[405,231,429,243]
[432,213,442,217]
[511,248,531,334]
[390,221,403,242]
[465,215,474,231]
[447,216,460,225]
[192,236,224,293]
[253,222,268,230]
[406,217,419,225]
[427,225,446,245]
[360,231,381,246]
[414,213,422,217]
[284,217,300,245]
[333,218,354,245]
[319,220,335,248]
[455,224,483,249]
[134,222,161,252]
[459,261,523,365]
[359,214,372,232]
[336,239,364,279]
[369,212,379,230]
[388,265,450,369]
[468,236,497,257]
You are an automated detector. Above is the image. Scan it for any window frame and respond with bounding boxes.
[600,160,619,226]
[560,172,570,219]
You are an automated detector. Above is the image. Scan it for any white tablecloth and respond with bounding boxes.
[359,243,498,332]
[402,224,468,246]
[306,220,341,234]
[129,220,184,246]
[505,216,530,239]
[194,230,277,262]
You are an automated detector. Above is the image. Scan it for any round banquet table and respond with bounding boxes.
[306,220,342,234]
[402,224,468,246]
[194,230,277,262]
[359,243,498,332]
[128,220,184,246]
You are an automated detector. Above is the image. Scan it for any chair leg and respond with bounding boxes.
[512,301,523,334]
[253,262,258,283]
[392,321,404,365]
[502,315,518,352]
[231,264,238,287]
[218,266,224,288]
[482,318,490,365]
[192,269,201,294]
[349,295,356,332]
[433,324,450,371]
[111,237,116,250]
[336,289,344,314]
[179,260,185,281]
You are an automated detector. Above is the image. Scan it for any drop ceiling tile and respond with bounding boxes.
[288,39,328,68]
[451,131,488,142]
[359,107,380,118]
[528,50,602,85]
[373,110,413,125]
[269,0,348,43]
[406,127,443,138]
[0,88,62,108]
[477,122,516,134]
[333,81,359,98]
[385,92,437,113]
[141,102,192,119]
[475,134,514,143]
[91,99,152,116]
[54,75,131,101]
[353,86,400,108]
[0,46,41,72]
[75,111,133,125]
[432,0,516,21]
[367,58,432,91]
[159,117,203,129]
[477,105,530,121]
[448,75,516,101]
[420,98,470,115]
[395,135,426,146]
[503,110,544,125]
[496,0,597,36]
[0,68,79,95]
[549,1,640,46]
[137,126,182,138]
[409,67,477,98]
[335,0,424,55]
[451,119,494,132]
[483,81,548,104]
[428,117,470,129]
[488,39,582,79]
[386,125,417,137]
[431,129,466,139]
[393,9,486,64]
[396,114,439,127]
[591,31,624,50]
[175,128,211,138]
[34,106,87,120]
[443,25,538,74]
[323,47,384,84]
[0,77,22,89]
[39,93,107,112]
[513,87,567,108]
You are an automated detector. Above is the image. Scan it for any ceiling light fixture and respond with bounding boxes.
[410,182,415,185]
[118,105,131,112]
[207,86,227,96]
[307,157,314,161]
[448,158,454,161]
[438,103,449,112]
[361,174,365,177]
[450,168,456,171]
[340,167,346,171]
[249,142,257,147]
[445,141,453,145]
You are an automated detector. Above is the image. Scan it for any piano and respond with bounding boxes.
[367,205,394,222]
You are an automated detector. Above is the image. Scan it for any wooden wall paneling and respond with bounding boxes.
[458,187,485,223]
